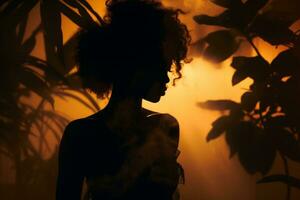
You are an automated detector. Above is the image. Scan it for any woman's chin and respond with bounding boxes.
[144,95,162,103]
[143,88,167,103]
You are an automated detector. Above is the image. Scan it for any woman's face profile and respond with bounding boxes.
[141,66,171,103]
[130,42,173,103]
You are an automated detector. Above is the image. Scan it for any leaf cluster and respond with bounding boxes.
[195,0,300,193]
[193,0,298,62]
[0,0,101,199]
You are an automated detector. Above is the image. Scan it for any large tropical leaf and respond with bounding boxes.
[226,121,276,174]
[231,56,270,85]
[77,0,104,24]
[58,1,90,28]
[62,0,96,27]
[206,115,237,141]
[195,30,241,62]
[62,32,80,73]
[271,49,300,77]
[240,92,258,112]
[40,0,65,75]
[273,128,300,162]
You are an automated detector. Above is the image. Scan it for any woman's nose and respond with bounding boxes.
[163,72,170,84]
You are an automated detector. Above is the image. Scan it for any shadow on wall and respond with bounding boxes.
[0,0,101,199]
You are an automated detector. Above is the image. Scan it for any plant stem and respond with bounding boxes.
[280,153,291,200]
[246,36,263,58]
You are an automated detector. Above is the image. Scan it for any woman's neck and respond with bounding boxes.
[101,87,144,130]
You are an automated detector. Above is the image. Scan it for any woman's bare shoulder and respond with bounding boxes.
[143,109,179,140]
[61,117,98,147]
[64,118,92,134]
[143,109,179,127]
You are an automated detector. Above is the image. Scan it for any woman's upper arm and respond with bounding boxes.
[162,114,180,150]
[56,120,86,200]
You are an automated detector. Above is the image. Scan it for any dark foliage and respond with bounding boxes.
[0,0,101,199]
[194,0,300,199]
[192,30,242,63]
[258,174,300,189]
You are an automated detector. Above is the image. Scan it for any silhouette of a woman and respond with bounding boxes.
[56,0,190,199]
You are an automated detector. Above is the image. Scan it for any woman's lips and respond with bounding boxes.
[161,86,167,95]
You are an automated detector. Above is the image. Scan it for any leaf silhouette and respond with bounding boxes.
[19,24,41,59]
[258,175,300,189]
[231,56,269,84]
[243,0,269,16]
[193,0,268,29]
[0,97,22,120]
[226,121,276,174]
[62,0,96,27]
[199,30,241,63]
[271,49,300,77]
[48,117,68,138]
[193,11,240,28]
[19,68,54,106]
[17,13,28,45]
[249,13,296,45]
[265,116,291,129]
[75,89,100,111]
[207,116,236,141]
[54,90,97,112]
[14,0,38,25]
[58,2,90,28]
[241,92,258,112]
[63,32,80,72]
[277,78,300,125]
[265,0,300,33]
[232,69,249,86]
[38,110,69,127]
[198,100,240,111]
[25,56,68,86]
[0,0,105,198]
[36,118,61,144]
[273,128,300,162]
[0,0,21,16]
[26,56,48,69]
[225,122,243,157]
[195,0,300,191]
[77,0,104,24]
[40,0,65,75]
[65,73,83,89]
[1,0,38,27]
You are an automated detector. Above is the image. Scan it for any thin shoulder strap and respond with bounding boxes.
[146,112,162,118]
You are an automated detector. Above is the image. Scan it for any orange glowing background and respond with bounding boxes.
[26,0,300,199]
